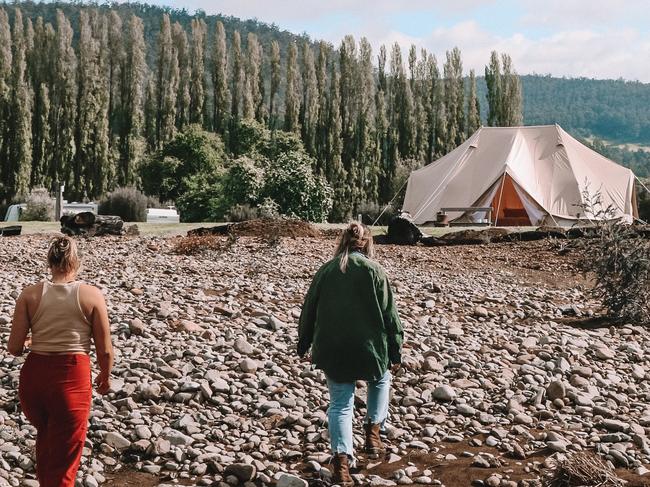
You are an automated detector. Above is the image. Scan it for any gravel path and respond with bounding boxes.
[1,234,649,487]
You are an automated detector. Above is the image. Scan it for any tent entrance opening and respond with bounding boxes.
[491,174,531,226]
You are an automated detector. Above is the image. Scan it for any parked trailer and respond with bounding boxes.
[146,208,180,224]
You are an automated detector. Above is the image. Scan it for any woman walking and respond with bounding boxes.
[8,236,114,487]
[298,222,403,486]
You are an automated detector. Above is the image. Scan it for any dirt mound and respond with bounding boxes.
[230,218,321,238]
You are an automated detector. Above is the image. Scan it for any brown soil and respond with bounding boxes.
[359,439,650,487]
[102,470,158,487]
[230,218,321,238]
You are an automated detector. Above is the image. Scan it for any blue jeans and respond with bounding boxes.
[326,370,391,459]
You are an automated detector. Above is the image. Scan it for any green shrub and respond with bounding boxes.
[21,188,54,221]
[577,188,650,324]
[261,151,332,222]
[175,174,224,223]
[139,125,227,202]
[221,157,264,208]
[99,186,148,222]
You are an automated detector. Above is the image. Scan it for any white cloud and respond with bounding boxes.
[348,20,650,82]
[518,0,650,29]
[140,0,650,81]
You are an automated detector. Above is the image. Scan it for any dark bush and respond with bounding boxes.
[226,204,260,222]
[356,201,397,226]
[99,186,148,222]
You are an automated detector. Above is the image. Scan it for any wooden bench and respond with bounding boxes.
[441,207,493,225]
[440,207,493,227]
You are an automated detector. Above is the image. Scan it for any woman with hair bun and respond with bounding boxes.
[8,236,114,487]
[298,222,403,486]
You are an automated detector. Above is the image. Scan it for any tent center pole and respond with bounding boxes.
[493,172,507,227]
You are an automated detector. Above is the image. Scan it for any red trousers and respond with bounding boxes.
[19,353,92,487]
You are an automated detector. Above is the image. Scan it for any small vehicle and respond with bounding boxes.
[146,207,180,224]
[3,201,98,222]
[3,204,26,222]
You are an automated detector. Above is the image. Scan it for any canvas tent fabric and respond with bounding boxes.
[402,125,638,226]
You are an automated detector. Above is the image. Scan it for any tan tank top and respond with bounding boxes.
[30,281,92,353]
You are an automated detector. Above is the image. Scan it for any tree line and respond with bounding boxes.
[0,6,523,219]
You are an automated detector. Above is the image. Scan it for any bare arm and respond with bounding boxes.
[89,287,114,394]
[8,292,31,356]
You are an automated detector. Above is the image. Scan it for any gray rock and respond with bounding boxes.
[104,432,131,450]
[433,385,456,401]
[276,474,308,487]
[225,463,257,482]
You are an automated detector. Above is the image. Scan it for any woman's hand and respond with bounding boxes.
[95,371,111,395]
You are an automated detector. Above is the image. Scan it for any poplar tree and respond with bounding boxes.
[173,22,190,129]
[144,78,156,150]
[284,42,300,133]
[211,20,229,134]
[424,53,440,162]
[338,35,356,166]
[189,18,206,125]
[389,42,414,160]
[0,8,13,197]
[29,17,54,188]
[107,11,124,144]
[314,41,329,168]
[485,51,502,126]
[31,83,50,187]
[7,8,32,199]
[230,30,243,121]
[325,64,346,220]
[413,48,428,161]
[118,14,146,186]
[75,10,111,199]
[501,53,523,126]
[155,14,178,148]
[376,45,388,199]
[466,69,480,136]
[50,9,77,189]
[443,47,464,148]
[243,33,262,121]
[300,41,318,156]
[268,40,280,129]
[357,37,378,202]
[485,51,523,127]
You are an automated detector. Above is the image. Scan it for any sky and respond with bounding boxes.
[142,0,650,82]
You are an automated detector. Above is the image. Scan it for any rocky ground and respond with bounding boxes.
[1,231,650,487]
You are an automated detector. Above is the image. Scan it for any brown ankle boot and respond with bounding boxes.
[364,423,385,458]
[332,453,354,486]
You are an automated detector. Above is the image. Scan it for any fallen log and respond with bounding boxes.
[61,212,123,236]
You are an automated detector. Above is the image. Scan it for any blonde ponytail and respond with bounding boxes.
[47,236,81,274]
[334,222,374,272]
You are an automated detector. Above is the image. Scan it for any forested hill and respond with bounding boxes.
[10,1,650,147]
[7,1,309,64]
[518,75,650,145]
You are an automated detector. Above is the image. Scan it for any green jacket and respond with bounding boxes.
[298,252,403,383]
